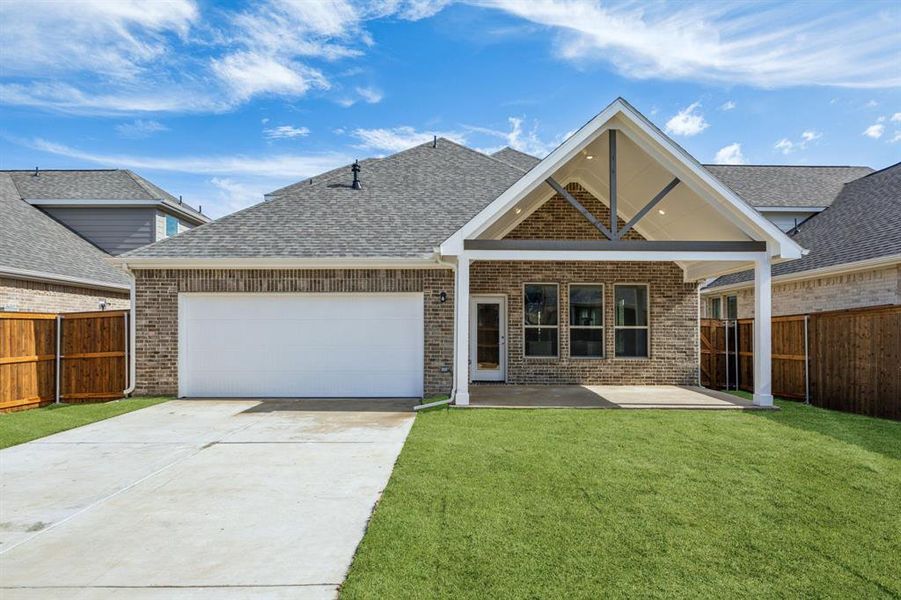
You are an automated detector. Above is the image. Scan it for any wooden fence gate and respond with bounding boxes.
[0,310,128,412]
[701,305,900,420]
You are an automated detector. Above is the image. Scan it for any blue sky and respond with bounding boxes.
[1,0,899,218]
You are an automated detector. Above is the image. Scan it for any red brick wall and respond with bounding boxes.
[1,277,129,313]
[470,261,699,385]
[506,182,644,241]
[133,269,455,397]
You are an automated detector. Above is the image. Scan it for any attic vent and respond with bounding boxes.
[351,160,362,190]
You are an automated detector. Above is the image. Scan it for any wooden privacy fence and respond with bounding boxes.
[701,305,901,420]
[0,310,128,412]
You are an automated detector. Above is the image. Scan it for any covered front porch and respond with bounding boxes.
[468,384,771,410]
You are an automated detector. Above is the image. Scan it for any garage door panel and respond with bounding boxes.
[180,294,424,398]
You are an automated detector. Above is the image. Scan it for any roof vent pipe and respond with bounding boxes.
[33,166,39,176]
[432,135,437,148]
[351,160,363,190]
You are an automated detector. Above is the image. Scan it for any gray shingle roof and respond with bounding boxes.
[0,174,131,287]
[491,147,541,172]
[123,139,526,259]
[702,165,873,208]
[2,169,206,221]
[705,162,901,289]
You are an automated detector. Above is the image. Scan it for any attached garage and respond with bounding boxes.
[178,293,424,398]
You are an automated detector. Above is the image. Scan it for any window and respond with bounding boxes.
[524,284,558,357]
[724,295,738,320]
[708,297,722,319]
[614,284,649,358]
[165,215,178,237]
[569,284,604,358]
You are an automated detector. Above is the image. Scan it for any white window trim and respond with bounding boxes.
[707,296,722,320]
[613,283,651,359]
[568,282,605,359]
[523,282,559,359]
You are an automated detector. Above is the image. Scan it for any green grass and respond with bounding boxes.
[0,397,170,449]
[342,401,901,599]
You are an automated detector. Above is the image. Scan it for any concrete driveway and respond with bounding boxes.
[0,399,416,599]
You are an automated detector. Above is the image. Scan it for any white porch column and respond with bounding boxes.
[753,254,773,406]
[454,254,471,405]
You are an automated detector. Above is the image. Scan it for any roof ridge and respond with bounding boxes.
[851,160,901,181]
[437,137,532,173]
[123,169,163,200]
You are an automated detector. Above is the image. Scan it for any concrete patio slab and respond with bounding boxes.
[468,385,772,410]
[0,398,416,599]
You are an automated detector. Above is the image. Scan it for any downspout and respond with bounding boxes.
[120,262,137,397]
[414,250,456,411]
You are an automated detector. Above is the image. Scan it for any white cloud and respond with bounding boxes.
[356,86,384,104]
[263,125,311,140]
[714,143,746,165]
[27,137,350,179]
[115,119,169,139]
[801,130,822,143]
[774,130,822,154]
[719,100,736,111]
[891,113,901,123]
[774,138,795,154]
[664,102,708,137]
[208,177,272,215]
[863,123,885,139]
[351,126,465,152]
[211,51,328,101]
[889,131,901,144]
[463,117,566,157]
[480,0,901,88]
[865,100,879,108]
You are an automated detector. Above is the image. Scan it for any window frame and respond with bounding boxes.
[613,283,651,359]
[522,282,559,359]
[724,294,738,320]
[165,214,179,238]
[708,296,722,320]
[568,282,605,359]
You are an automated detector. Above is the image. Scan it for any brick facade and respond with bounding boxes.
[0,277,129,313]
[132,268,455,397]
[470,261,699,385]
[507,182,644,241]
[702,264,901,319]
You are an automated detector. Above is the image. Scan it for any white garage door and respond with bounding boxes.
[179,294,424,398]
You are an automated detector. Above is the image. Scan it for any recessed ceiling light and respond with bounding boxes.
[515,207,522,214]
[586,155,594,160]
[658,209,666,215]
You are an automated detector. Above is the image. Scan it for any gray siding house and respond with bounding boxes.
[1,169,209,313]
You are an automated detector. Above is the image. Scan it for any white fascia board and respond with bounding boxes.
[464,250,767,263]
[26,198,208,223]
[756,206,827,213]
[439,100,623,255]
[115,256,448,270]
[698,253,901,294]
[0,266,131,292]
[439,98,805,260]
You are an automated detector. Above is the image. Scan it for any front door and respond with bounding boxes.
[469,296,506,382]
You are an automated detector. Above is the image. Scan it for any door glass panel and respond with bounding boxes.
[476,302,500,369]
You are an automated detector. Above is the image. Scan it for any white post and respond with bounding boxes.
[753,254,773,406]
[455,254,471,405]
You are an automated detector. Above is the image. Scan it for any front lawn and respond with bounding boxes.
[0,397,170,449]
[342,401,901,598]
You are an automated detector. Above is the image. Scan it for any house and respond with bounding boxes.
[118,98,803,407]
[0,169,208,313]
[701,162,901,319]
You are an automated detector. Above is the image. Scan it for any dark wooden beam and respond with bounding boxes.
[545,177,613,240]
[619,178,680,238]
[464,239,767,252]
[609,129,617,238]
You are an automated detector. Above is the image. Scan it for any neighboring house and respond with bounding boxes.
[118,98,803,406]
[2,169,209,255]
[704,165,872,232]
[0,170,209,312]
[702,163,901,319]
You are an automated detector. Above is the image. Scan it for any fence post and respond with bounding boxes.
[55,315,61,404]
[804,314,810,405]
